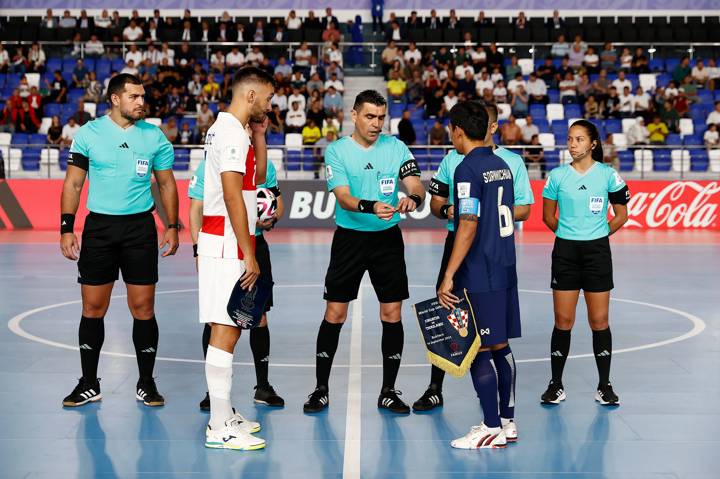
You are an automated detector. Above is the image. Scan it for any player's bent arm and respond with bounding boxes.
[252,133,267,185]
[189,199,203,244]
[221,171,255,259]
[514,204,531,222]
[154,169,179,225]
[608,203,628,235]
[444,215,478,279]
[61,165,87,216]
[332,185,363,211]
[542,198,559,232]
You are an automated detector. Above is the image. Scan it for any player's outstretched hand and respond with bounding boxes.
[396,197,417,214]
[374,201,396,220]
[60,233,80,261]
[241,256,260,290]
[160,228,179,257]
[437,275,460,310]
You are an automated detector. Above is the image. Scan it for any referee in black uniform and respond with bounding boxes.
[59,74,179,407]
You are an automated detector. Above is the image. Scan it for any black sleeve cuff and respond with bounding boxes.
[67,152,89,170]
[608,185,630,205]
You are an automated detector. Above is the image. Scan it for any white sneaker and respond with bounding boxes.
[450,423,507,449]
[205,417,265,451]
[232,409,261,434]
[501,418,518,443]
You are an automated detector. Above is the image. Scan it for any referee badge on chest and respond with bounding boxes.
[379,177,396,197]
[589,196,604,214]
[135,158,150,178]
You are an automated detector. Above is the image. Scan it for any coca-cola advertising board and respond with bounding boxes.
[0,179,718,231]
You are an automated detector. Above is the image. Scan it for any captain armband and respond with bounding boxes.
[398,159,421,179]
[67,152,89,171]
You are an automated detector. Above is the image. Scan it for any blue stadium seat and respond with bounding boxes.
[62,59,76,73]
[22,159,41,171]
[83,58,96,71]
[11,133,29,145]
[67,89,84,103]
[564,104,582,118]
[618,151,634,171]
[267,133,284,145]
[626,74,638,89]
[95,60,111,79]
[690,108,707,122]
[285,151,302,171]
[691,150,709,171]
[697,90,713,104]
[29,134,46,146]
[534,118,550,133]
[656,74,671,87]
[0,74,6,87]
[649,59,665,72]
[551,122,567,136]
[664,58,681,73]
[61,72,73,85]
[5,75,20,88]
[548,90,560,103]
[46,58,62,72]
[44,104,62,117]
[96,103,109,116]
[666,133,682,146]
[605,119,622,134]
[544,151,560,170]
[684,135,703,146]
[653,150,671,171]
[389,102,405,118]
[111,58,126,72]
[529,104,546,119]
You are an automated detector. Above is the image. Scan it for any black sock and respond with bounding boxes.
[79,316,104,382]
[592,328,612,385]
[492,345,516,419]
[202,323,211,358]
[250,325,271,387]
[315,319,343,389]
[430,365,445,390]
[132,316,159,382]
[550,327,572,384]
[381,321,404,390]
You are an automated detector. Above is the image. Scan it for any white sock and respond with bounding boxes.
[206,345,234,430]
[501,417,514,426]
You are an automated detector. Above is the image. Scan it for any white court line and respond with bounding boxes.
[6,287,706,367]
[342,286,363,479]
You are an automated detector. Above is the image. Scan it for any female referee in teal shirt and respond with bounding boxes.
[540,120,629,407]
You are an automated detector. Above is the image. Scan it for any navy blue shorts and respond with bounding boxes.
[466,286,522,347]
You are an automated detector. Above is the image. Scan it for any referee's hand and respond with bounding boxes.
[396,197,418,214]
[241,256,260,290]
[60,233,80,261]
[160,228,179,257]
[374,201,395,220]
[437,276,460,310]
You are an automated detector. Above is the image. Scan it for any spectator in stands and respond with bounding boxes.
[123,19,144,42]
[246,46,264,66]
[632,86,651,121]
[514,11,528,30]
[501,115,523,145]
[42,9,57,29]
[223,47,244,70]
[404,42,422,66]
[125,43,143,67]
[521,115,540,144]
[673,56,692,85]
[618,86,634,117]
[691,59,709,88]
[426,9,441,29]
[604,86,621,119]
[557,56,573,84]
[457,71,476,99]
[370,0,384,32]
[146,89,167,118]
[381,41,401,79]
[60,116,79,146]
[617,47,632,71]
[559,72,578,103]
[612,70,632,93]
[94,9,111,32]
[537,57,557,87]
[323,22,342,43]
[83,35,105,58]
[547,9,564,33]
[505,56,522,81]
[584,94,602,119]
[600,43,617,72]
[202,74,221,103]
[321,7,339,29]
[196,102,214,140]
[493,80,508,103]
[602,134,619,170]
[705,59,719,90]
[177,122,193,145]
[447,9,460,29]
[632,50,650,74]
[59,10,76,29]
[583,47,600,74]
[252,20,266,42]
[405,71,424,105]
[46,116,63,145]
[17,76,31,99]
[45,70,67,103]
[424,89,447,119]
[121,59,139,76]
[512,85,529,118]
[302,118,322,147]
[179,20,195,42]
[28,86,42,117]
[270,56,291,83]
[71,59,89,88]
[551,34,570,58]
[294,42,313,71]
[282,10,300,31]
[707,101,720,125]
[166,86,185,117]
[307,100,326,127]
[397,110,417,146]
[680,76,699,104]
[323,86,343,116]
[704,124,719,148]
[387,71,407,101]
[145,19,160,42]
[568,44,585,70]
[473,69,492,98]
[429,119,447,145]
[672,93,689,120]
[287,87,305,111]
[26,43,46,73]
[444,89,459,112]
[0,103,14,133]
[523,134,544,168]
[507,72,526,97]
[577,72,591,103]
[9,47,27,75]
[487,43,504,71]
[627,117,649,145]
[268,104,284,134]
[665,81,680,100]
[285,101,306,133]
[324,72,344,94]
[589,69,611,102]
[0,44,9,73]
[210,50,225,74]
[160,117,179,143]
[648,116,670,144]
[144,43,162,65]
[14,100,39,134]
[72,100,91,126]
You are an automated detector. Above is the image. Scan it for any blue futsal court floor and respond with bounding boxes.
[0,230,718,478]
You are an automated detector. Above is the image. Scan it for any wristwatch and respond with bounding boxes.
[167,223,182,230]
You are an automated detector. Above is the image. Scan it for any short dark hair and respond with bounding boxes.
[353,90,386,111]
[476,100,499,124]
[231,66,275,89]
[449,101,489,141]
[106,73,142,103]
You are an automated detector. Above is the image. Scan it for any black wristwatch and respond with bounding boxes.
[167,223,181,230]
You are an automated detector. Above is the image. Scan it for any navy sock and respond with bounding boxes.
[132,317,159,382]
[550,327,572,383]
[315,319,343,389]
[79,316,104,382]
[201,323,211,358]
[593,328,612,385]
[470,351,501,428]
[381,321,404,390]
[492,345,516,419]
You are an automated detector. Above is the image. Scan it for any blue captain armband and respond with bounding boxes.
[457,197,480,216]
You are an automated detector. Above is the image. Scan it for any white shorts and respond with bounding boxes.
[198,255,246,327]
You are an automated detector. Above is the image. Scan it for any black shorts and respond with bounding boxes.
[256,234,274,313]
[77,210,158,286]
[551,236,613,292]
[324,225,409,303]
[436,230,455,291]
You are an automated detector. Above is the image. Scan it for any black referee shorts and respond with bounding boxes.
[551,236,614,292]
[78,210,158,286]
[436,230,455,291]
[256,233,274,313]
[324,225,409,303]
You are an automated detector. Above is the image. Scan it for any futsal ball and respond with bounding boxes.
[257,188,277,221]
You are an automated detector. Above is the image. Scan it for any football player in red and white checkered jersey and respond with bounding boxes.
[199,67,275,452]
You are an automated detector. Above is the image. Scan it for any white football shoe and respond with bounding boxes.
[450,422,507,449]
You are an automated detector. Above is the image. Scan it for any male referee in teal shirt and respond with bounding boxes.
[303,90,426,414]
[59,73,179,408]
